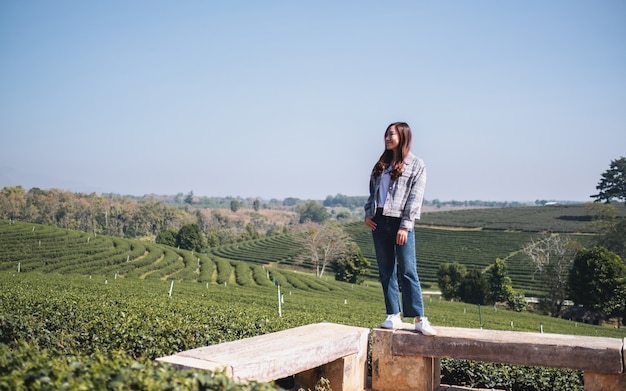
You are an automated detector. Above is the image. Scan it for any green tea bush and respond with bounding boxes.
[251,265,274,287]
[441,358,583,391]
[214,257,232,285]
[0,342,282,391]
[197,254,215,283]
[235,261,253,286]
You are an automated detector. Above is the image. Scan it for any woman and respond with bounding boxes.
[364,122,436,335]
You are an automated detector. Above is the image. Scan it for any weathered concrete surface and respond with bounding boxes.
[584,371,626,391]
[296,350,367,391]
[371,325,440,391]
[391,325,623,373]
[371,324,625,391]
[157,322,370,391]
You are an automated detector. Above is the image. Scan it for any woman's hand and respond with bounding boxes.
[364,216,377,231]
[396,228,408,245]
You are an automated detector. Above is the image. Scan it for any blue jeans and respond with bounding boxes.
[371,212,424,318]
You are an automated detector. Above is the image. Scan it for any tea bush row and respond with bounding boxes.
[210,235,301,267]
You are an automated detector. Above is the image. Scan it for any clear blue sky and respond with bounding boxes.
[1,1,624,202]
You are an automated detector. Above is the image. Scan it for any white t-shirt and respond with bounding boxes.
[377,166,392,207]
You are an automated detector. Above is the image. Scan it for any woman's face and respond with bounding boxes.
[384,126,400,153]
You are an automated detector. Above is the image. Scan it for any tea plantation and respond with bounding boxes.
[1,214,624,391]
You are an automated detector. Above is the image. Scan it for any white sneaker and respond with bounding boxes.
[415,317,437,336]
[380,314,402,329]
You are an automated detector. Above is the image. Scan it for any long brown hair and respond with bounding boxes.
[372,122,412,179]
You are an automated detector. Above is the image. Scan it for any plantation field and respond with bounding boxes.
[416,203,626,233]
[2,212,625,390]
[0,220,327,292]
[346,222,596,296]
[2,272,624,390]
[0,214,597,298]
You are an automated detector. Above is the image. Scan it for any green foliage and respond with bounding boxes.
[214,257,232,285]
[0,273,292,391]
[505,285,528,312]
[591,156,626,205]
[0,187,293,241]
[459,269,488,305]
[322,193,367,209]
[487,258,513,304]
[441,359,583,391]
[251,266,274,287]
[155,229,177,247]
[437,262,467,300]
[243,223,260,240]
[297,201,329,223]
[297,377,331,391]
[596,216,626,261]
[198,254,215,283]
[333,241,370,284]
[184,190,194,205]
[234,261,254,286]
[230,200,241,212]
[582,203,626,268]
[176,224,205,252]
[0,342,283,391]
[568,246,626,317]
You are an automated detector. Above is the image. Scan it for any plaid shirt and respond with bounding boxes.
[364,152,427,230]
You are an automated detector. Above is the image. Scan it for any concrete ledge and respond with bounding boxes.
[387,325,624,373]
[157,322,370,390]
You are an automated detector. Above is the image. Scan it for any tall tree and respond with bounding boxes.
[297,201,329,223]
[437,262,467,300]
[486,258,513,304]
[184,191,194,205]
[458,269,488,306]
[522,234,580,316]
[597,219,626,261]
[568,246,626,323]
[585,202,626,261]
[176,223,205,252]
[0,186,26,220]
[591,156,626,205]
[334,241,370,284]
[294,222,348,277]
[156,229,177,247]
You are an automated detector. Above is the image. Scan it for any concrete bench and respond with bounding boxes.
[156,322,370,391]
[371,324,625,391]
